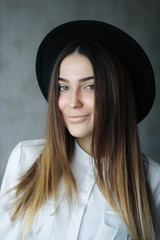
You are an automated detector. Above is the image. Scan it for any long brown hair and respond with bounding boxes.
[9,41,155,239]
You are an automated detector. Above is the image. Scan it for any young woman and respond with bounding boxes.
[0,20,160,240]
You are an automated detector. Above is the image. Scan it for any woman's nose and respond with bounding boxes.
[69,90,83,109]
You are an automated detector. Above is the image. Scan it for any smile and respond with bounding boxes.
[66,115,90,123]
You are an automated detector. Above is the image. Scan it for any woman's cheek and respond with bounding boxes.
[58,95,66,112]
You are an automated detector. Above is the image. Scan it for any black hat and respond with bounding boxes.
[36,20,155,122]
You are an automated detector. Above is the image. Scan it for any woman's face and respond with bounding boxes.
[58,53,94,149]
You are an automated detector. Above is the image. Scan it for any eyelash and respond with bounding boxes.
[58,84,94,92]
[58,86,69,91]
[86,84,94,90]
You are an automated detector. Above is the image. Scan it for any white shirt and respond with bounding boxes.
[0,139,160,240]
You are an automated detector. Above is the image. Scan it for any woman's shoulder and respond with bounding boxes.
[1,139,45,194]
[17,139,45,158]
[145,157,160,197]
[17,138,46,151]
[146,157,160,179]
[146,158,160,239]
[12,139,45,171]
[12,139,45,157]
[10,139,45,168]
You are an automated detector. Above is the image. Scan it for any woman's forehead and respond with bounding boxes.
[59,53,94,79]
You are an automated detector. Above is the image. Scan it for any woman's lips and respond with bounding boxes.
[66,114,90,123]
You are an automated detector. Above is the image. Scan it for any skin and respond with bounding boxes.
[58,53,95,154]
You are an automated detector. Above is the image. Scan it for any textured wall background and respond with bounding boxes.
[0,0,160,184]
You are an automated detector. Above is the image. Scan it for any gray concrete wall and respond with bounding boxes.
[0,0,160,184]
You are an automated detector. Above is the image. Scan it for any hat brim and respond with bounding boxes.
[36,20,155,122]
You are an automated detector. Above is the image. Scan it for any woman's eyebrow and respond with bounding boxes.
[58,76,94,82]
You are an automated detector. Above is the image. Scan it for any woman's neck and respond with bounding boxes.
[76,137,92,156]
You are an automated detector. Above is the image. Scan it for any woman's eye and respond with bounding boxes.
[59,86,69,91]
[86,84,94,90]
